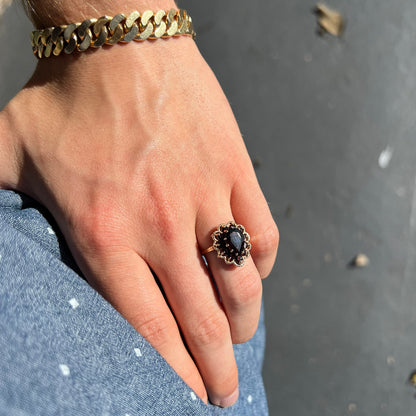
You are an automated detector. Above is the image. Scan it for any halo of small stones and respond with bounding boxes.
[212,221,251,267]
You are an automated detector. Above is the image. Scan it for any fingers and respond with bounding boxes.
[145,235,239,408]
[68,247,208,403]
[196,207,263,345]
[230,179,279,279]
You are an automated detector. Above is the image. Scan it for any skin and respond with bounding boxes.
[0,0,279,408]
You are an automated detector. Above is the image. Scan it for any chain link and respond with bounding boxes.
[31,9,195,59]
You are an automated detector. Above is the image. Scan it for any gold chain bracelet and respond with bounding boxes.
[31,8,195,59]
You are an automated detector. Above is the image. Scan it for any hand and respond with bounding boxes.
[0,37,278,406]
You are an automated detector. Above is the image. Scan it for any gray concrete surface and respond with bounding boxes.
[2,1,416,415]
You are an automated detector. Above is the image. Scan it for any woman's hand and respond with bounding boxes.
[0,37,278,406]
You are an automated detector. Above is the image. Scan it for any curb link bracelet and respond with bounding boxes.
[31,8,195,59]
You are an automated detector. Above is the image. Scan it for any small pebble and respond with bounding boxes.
[378,146,393,169]
[395,187,406,198]
[289,286,298,298]
[252,158,262,169]
[352,253,370,268]
[302,278,312,288]
[285,205,294,218]
[386,356,395,366]
[408,369,416,387]
[348,403,357,412]
[290,304,300,314]
[323,253,332,263]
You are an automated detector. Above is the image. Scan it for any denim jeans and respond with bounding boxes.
[0,190,269,415]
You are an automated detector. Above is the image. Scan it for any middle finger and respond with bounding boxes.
[143,230,239,407]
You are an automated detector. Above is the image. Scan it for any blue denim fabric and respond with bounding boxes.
[0,190,268,416]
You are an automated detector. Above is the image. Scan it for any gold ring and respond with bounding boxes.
[202,221,251,267]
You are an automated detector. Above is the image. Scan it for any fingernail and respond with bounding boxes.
[211,387,239,408]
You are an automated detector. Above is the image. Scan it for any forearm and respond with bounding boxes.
[24,0,177,28]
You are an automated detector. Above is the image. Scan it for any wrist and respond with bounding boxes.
[8,35,203,186]
[26,0,177,28]
[30,33,198,95]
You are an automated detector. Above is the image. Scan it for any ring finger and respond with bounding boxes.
[196,206,263,344]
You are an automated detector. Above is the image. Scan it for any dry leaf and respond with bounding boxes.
[315,3,345,36]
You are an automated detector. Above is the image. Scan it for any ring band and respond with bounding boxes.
[201,246,216,255]
[202,221,251,267]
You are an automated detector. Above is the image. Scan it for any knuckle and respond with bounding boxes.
[228,271,262,310]
[150,199,180,244]
[134,314,174,349]
[191,310,229,349]
[155,213,177,243]
[82,224,110,253]
[75,206,123,254]
[147,180,183,245]
[252,222,279,257]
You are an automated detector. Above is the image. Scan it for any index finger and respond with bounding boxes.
[69,246,208,403]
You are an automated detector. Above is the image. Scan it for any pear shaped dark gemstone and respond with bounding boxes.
[210,222,250,267]
[230,230,243,253]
